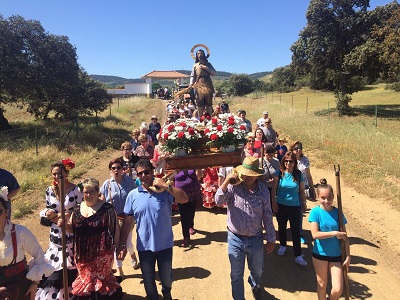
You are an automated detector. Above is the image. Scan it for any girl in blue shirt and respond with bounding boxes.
[309,181,350,300]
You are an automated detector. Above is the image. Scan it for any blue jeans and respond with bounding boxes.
[138,247,173,300]
[228,231,264,300]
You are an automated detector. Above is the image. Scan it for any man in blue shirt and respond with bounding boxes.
[215,157,276,300]
[118,159,188,300]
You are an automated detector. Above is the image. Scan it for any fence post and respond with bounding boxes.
[279,95,281,104]
[328,101,330,120]
[35,126,38,156]
[118,97,120,108]
[75,113,79,139]
[375,105,378,128]
[306,97,309,114]
[109,104,112,117]
[95,111,98,128]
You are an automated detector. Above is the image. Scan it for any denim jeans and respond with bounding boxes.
[228,231,264,300]
[138,247,173,300]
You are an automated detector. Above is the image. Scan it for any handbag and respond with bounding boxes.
[0,225,23,300]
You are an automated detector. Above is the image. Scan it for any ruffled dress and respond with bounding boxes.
[70,202,122,299]
[36,185,83,300]
[202,167,219,208]
[0,221,54,298]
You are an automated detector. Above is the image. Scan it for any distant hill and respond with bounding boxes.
[90,71,272,88]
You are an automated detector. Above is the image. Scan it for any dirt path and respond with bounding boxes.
[16,101,400,299]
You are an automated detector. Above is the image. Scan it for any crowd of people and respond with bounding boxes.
[0,107,351,300]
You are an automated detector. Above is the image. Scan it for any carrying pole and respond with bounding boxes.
[334,165,350,300]
[58,174,69,300]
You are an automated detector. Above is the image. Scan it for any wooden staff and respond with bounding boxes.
[334,165,350,300]
[58,173,69,300]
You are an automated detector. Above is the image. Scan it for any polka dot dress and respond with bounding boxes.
[35,186,83,300]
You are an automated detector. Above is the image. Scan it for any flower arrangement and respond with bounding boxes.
[161,119,202,153]
[204,114,247,149]
[61,158,75,171]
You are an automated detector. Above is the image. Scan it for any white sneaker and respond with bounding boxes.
[131,258,139,269]
[295,255,307,267]
[277,246,286,256]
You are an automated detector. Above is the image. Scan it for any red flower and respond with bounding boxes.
[163,133,169,139]
[211,117,218,124]
[216,125,223,131]
[228,119,235,125]
[210,134,218,141]
[179,121,187,127]
[168,124,175,132]
[227,127,234,133]
[188,128,195,135]
[240,125,246,131]
[178,132,185,139]
[204,128,210,134]
[61,158,75,171]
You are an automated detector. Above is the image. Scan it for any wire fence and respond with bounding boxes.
[1,94,399,155]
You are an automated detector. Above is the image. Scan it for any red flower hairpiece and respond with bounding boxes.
[61,158,75,171]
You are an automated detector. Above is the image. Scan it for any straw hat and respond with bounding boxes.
[278,137,288,143]
[235,157,264,177]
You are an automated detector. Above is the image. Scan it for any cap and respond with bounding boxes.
[151,115,158,120]
[263,111,268,115]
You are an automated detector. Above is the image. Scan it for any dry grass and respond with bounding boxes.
[227,83,400,207]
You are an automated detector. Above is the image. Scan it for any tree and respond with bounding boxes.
[227,74,254,96]
[291,0,371,115]
[0,14,110,130]
[270,66,296,92]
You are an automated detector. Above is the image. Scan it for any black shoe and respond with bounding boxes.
[163,292,172,300]
[252,286,262,300]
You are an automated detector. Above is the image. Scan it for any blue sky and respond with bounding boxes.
[0,0,394,79]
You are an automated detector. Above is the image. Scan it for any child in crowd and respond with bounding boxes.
[308,180,351,300]
[275,137,288,161]
[201,167,219,208]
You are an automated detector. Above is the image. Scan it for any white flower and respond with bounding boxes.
[0,186,9,201]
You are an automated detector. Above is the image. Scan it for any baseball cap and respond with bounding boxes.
[263,111,268,115]
[151,115,158,120]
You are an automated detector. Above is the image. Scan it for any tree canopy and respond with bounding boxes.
[0,15,111,130]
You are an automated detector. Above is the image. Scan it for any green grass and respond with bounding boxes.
[2,85,400,217]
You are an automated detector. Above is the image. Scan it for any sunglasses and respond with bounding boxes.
[284,160,294,163]
[111,166,122,170]
[293,147,302,151]
[137,170,151,176]
[0,209,7,216]
[123,148,132,151]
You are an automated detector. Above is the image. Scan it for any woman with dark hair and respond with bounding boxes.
[65,178,122,299]
[0,188,54,300]
[271,151,308,267]
[36,159,83,300]
[100,158,139,278]
[173,169,202,247]
[261,145,280,197]
[254,128,267,150]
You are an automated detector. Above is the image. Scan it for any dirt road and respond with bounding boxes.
[17,146,400,300]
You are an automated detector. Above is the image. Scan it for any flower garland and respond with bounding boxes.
[204,113,247,148]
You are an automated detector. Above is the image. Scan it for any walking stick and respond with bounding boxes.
[58,173,69,300]
[334,165,350,300]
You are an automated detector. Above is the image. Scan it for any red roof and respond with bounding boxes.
[141,70,189,79]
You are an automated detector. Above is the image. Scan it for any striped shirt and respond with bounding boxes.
[215,181,275,243]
